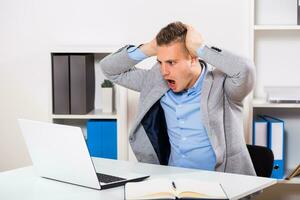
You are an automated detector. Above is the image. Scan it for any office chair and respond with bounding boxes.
[246,144,274,177]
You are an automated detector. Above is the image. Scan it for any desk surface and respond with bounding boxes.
[0,157,276,200]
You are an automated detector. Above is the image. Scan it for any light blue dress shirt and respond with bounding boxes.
[127,45,216,170]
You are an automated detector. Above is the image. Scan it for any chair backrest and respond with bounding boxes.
[246,145,274,177]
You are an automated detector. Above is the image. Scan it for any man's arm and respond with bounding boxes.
[198,46,255,102]
[185,25,255,102]
[100,41,157,92]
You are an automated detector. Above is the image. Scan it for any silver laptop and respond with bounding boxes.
[18,119,149,190]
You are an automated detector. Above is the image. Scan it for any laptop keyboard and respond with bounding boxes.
[96,173,126,183]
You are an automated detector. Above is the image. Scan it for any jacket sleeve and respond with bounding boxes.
[199,46,256,102]
[99,45,149,92]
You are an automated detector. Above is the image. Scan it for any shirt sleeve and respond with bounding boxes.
[127,45,148,61]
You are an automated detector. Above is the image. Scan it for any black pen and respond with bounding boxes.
[172,181,177,190]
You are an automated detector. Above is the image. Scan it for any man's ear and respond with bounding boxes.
[191,56,198,65]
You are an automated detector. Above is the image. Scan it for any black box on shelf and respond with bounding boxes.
[70,54,95,114]
[52,53,95,115]
[52,55,70,114]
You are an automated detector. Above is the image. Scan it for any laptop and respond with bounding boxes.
[18,119,149,190]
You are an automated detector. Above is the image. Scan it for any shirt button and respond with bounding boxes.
[182,137,186,141]
[181,154,186,158]
[180,120,185,124]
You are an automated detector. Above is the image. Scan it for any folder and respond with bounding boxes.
[52,55,70,114]
[87,119,117,159]
[261,115,285,179]
[253,118,268,147]
[70,54,95,114]
[298,0,300,25]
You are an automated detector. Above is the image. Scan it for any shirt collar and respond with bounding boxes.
[186,65,206,95]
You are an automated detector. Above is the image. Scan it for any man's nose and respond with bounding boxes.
[161,64,169,76]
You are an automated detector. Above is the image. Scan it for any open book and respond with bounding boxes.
[125,178,228,200]
[285,164,300,180]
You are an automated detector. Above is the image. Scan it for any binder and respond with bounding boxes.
[253,118,268,147]
[52,55,70,114]
[70,54,95,114]
[298,0,300,25]
[261,115,285,179]
[87,119,117,159]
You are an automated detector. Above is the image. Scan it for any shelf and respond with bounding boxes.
[52,109,118,119]
[252,99,300,108]
[50,45,121,53]
[254,25,300,30]
[50,48,129,160]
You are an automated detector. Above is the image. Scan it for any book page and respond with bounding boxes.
[286,164,300,180]
[175,179,227,199]
[295,166,300,177]
[125,178,175,200]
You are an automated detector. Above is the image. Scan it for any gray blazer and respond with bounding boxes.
[100,45,256,176]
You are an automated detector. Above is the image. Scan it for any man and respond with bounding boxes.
[100,22,256,176]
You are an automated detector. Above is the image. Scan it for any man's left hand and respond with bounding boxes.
[185,25,204,57]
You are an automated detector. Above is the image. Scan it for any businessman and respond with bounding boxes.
[100,22,256,176]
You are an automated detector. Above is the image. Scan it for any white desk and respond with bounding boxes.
[0,158,276,200]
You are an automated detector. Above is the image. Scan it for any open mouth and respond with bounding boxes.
[166,79,176,90]
[167,79,175,84]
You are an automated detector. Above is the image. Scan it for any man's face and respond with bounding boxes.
[157,42,195,92]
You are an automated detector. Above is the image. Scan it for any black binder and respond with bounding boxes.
[298,0,300,25]
[70,54,95,114]
[52,55,70,114]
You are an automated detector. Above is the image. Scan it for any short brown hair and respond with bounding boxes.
[156,21,187,46]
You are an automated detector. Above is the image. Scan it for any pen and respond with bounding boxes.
[172,181,177,190]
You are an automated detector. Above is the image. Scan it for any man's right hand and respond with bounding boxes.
[140,38,157,57]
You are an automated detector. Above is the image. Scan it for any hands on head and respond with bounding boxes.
[140,38,157,57]
[185,25,204,58]
[140,24,204,58]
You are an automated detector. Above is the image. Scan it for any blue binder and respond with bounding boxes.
[261,115,285,179]
[253,118,268,147]
[87,119,117,159]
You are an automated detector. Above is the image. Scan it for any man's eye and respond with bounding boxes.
[168,61,175,65]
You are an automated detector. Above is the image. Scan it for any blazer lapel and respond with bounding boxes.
[130,67,169,134]
[200,68,213,136]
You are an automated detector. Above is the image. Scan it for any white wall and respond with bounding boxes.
[0,0,251,171]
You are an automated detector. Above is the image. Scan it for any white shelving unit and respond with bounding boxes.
[52,110,118,119]
[253,99,300,108]
[49,45,129,161]
[254,25,300,30]
[250,0,300,184]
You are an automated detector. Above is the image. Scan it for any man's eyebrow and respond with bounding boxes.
[156,59,177,63]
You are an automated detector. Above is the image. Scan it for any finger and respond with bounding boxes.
[186,24,194,31]
[184,24,191,30]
